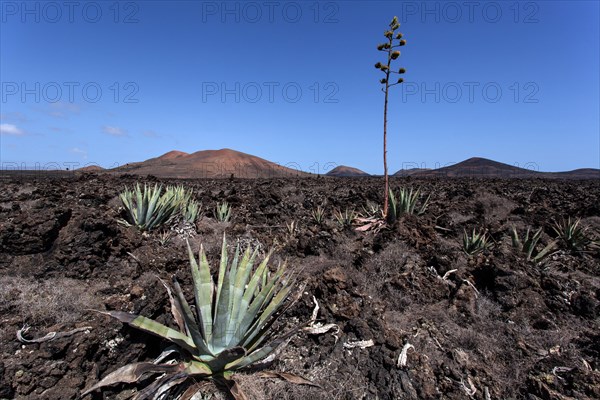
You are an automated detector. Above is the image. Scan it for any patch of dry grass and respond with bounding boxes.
[0,275,104,326]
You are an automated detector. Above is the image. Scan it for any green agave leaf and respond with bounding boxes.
[231,262,284,347]
[145,184,162,229]
[205,346,246,372]
[233,250,271,328]
[214,234,229,320]
[171,278,214,358]
[243,284,293,352]
[225,251,272,348]
[136,183,146,227]
[212,238,235,352]
[99,310,196,355]
[187,242,214,343]
[211,270,234,352]
[533,240,558,262]
[182,360,212,375]
[226,246,258,343]
[418,192,431,215]
[227,325,299,370]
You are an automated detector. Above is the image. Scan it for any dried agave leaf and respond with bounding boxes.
[257,371,321,387]
[343,339,374,349]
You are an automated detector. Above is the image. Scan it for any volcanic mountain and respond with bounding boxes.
[326,165,370,177]
[78,165,105,172]
[113,149,309,179]
[394,168,430,177]
[398,157,599,179]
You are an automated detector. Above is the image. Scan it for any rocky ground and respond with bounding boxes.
[0,173,599,399]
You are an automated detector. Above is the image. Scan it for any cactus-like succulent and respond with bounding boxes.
[82,236,306,399]
[387,187,430,224]
[552,217,597,251]
[119,183,199,231]
[215,201,232,222]
[463,228,492,256]
[510,226,557,262]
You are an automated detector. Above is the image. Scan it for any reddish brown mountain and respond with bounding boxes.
[326,165,370,177]
[112,148,308,179]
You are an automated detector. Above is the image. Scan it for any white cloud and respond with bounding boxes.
[34,102,81,119]
[102,125,127,137]
[142,130,160,138]
[0,112,28,122]
[49,126,73,133]
[0,123,25,136]
[49,102,80,118]
[70,147,88,159]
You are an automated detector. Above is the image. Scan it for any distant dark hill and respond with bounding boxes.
[112,148,309,179]
[396,158,599,179]
[414,157,541,178]
[326,165,370,177]
[78,165,105,172]
[547,169,600,180]
[394,168,430,177]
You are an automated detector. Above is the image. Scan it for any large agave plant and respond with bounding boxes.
[82,236,301,399]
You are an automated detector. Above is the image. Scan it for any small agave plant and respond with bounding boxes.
[387,187,430,223]
[119,183,182,231]
[82,236,304,399]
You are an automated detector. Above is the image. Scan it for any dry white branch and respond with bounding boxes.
[344,339,374,349]
[484,386,491,400]
[460,377,477,397]
[581,358,592,371]
[397,342,415,368]
[442,269,458,280]
[462,279,480,297]
[551,366,572,380]
[303,296,340,340]
[17,324,91,344]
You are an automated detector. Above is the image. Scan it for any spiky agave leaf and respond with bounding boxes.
[187,242,215,344]
[532,240,558,262]
[97,310,197,355]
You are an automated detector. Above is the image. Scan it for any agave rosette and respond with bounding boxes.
[119,183,181,231]
[510,226,557,262]
[119,183,201,230]
[83,236,299,399]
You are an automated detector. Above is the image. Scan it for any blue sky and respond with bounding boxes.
[1,0,599,173]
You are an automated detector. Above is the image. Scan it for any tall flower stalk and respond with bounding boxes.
[375,16,406,221]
